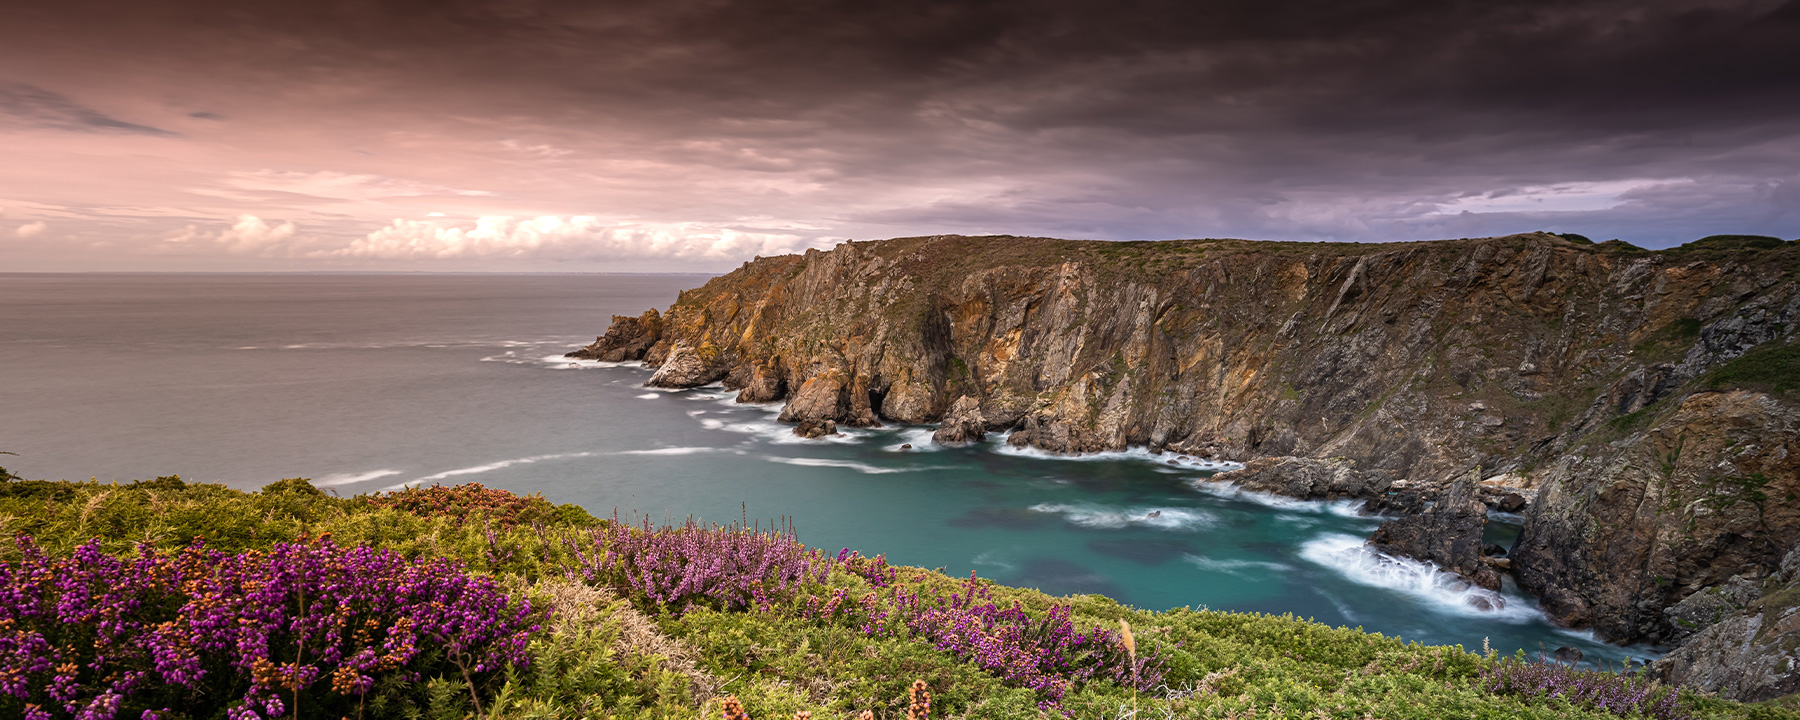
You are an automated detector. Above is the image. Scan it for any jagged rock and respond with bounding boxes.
[646,341,727,388]
[780,370,847,422]
[1483,543,1508,557]
[1369,470,1503,591]
[793,418,838,439]
[1664,575,1765,640]
[1553,647,1583,665]
[1202,456,1389,503]
[1513,390,1800,644]
[1466,595,1505,611]
[1495,493,1527,513]
[1652,547,1800,701]
[932,395,987,445]
[736,364,785,404]
[567,309,662,362]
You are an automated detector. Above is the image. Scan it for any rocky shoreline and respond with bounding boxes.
[573,232,1800,700]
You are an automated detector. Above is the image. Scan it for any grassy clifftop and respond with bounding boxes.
[2,475,1795,719]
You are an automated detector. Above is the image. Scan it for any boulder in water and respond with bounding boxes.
[932,395,987,445]
[793,418,839,439]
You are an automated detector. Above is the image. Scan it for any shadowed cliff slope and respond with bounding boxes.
[575,232,1800,699]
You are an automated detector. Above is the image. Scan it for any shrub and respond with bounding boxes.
[0,534,538,720]
[1479,658,1686,720]
[371,482,594,529]
[830,572,1165,712]
[569,514,831,615]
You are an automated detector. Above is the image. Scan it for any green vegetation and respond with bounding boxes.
[3,476,1795,719]
[1700,341,1800,395]
[1684,235,1789,252]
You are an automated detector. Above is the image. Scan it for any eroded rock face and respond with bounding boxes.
[1368,471,1503,591]
[647,341,728,388]
[735,364,785,404]
[579,232,1800,667]
[1512,390,1800,643]
[1651,548,1800,702]
[932,395,987,445]
[793,418,839,439]
[567,309,662,362]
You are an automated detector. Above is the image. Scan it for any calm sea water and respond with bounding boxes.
[0,273,1649,664]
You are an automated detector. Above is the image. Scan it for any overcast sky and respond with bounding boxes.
[3,0,1798,271]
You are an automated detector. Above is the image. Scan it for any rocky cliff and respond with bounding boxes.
[574,232,1800,699]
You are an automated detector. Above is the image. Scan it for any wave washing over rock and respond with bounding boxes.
[571,232,1800,700]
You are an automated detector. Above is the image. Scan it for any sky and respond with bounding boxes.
[2,0,1798,272]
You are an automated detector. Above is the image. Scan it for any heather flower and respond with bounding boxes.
[830,571,1164,711]
[570,514,830,615]
[0,535,539,719]
[1479,657,1688,720]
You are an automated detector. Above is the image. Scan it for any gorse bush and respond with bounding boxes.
[371,482,595,529]
[0,534,538,720]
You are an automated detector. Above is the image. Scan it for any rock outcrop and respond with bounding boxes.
[580,232,1800,695]
[1200,456,1390,502]
[933,395,988,445]
[1368,470,1503,591]
[1511,389,1800,645]
[567,309,662,362]
[1650,547,1800,701]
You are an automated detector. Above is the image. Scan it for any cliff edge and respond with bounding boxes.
[575,232,1800,699]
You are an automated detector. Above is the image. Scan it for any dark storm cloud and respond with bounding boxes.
[0,84,173,135]
[2,0,1797,270]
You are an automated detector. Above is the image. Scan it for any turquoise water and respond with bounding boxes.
[0,273,1652,665]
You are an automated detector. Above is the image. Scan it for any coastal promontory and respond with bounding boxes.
[575,232,1800,699]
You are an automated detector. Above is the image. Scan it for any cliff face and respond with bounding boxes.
[577,232,1800,695]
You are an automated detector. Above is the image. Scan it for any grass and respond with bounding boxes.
[2,475,1797,719]
[1700,341,1800,395]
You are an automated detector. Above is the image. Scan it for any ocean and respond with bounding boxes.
[0,272,1649,664]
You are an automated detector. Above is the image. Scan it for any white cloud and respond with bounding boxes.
[198,170,494,203]
[14,220,46,237]
[217,214,296,253]
[1430,179,1681,215]
[333,215,821,261]
[159,214,298,255]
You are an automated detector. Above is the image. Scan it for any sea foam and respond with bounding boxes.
[1298,533,1541,622]
[1029,502,1216,531]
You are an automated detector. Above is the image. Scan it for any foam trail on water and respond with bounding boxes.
[1298,533,1541,622]
[390,452,596,489]
[765,457,932,475]
[696,415,872,445]
[635,393,660,399]
[1182,554,1294,576]
[314,469,403,487]
[1189,480,1371,518]
[995,435,1244,471]
[1030,502,1216,531]
[618,447,718,456]
[886,427,942,452]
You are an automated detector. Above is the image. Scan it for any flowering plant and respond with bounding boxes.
[810,571,1164,711]
[568,514,831,615]
[0,534,538,720]
[370,482,573,529]
[1479,657,1687,720]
